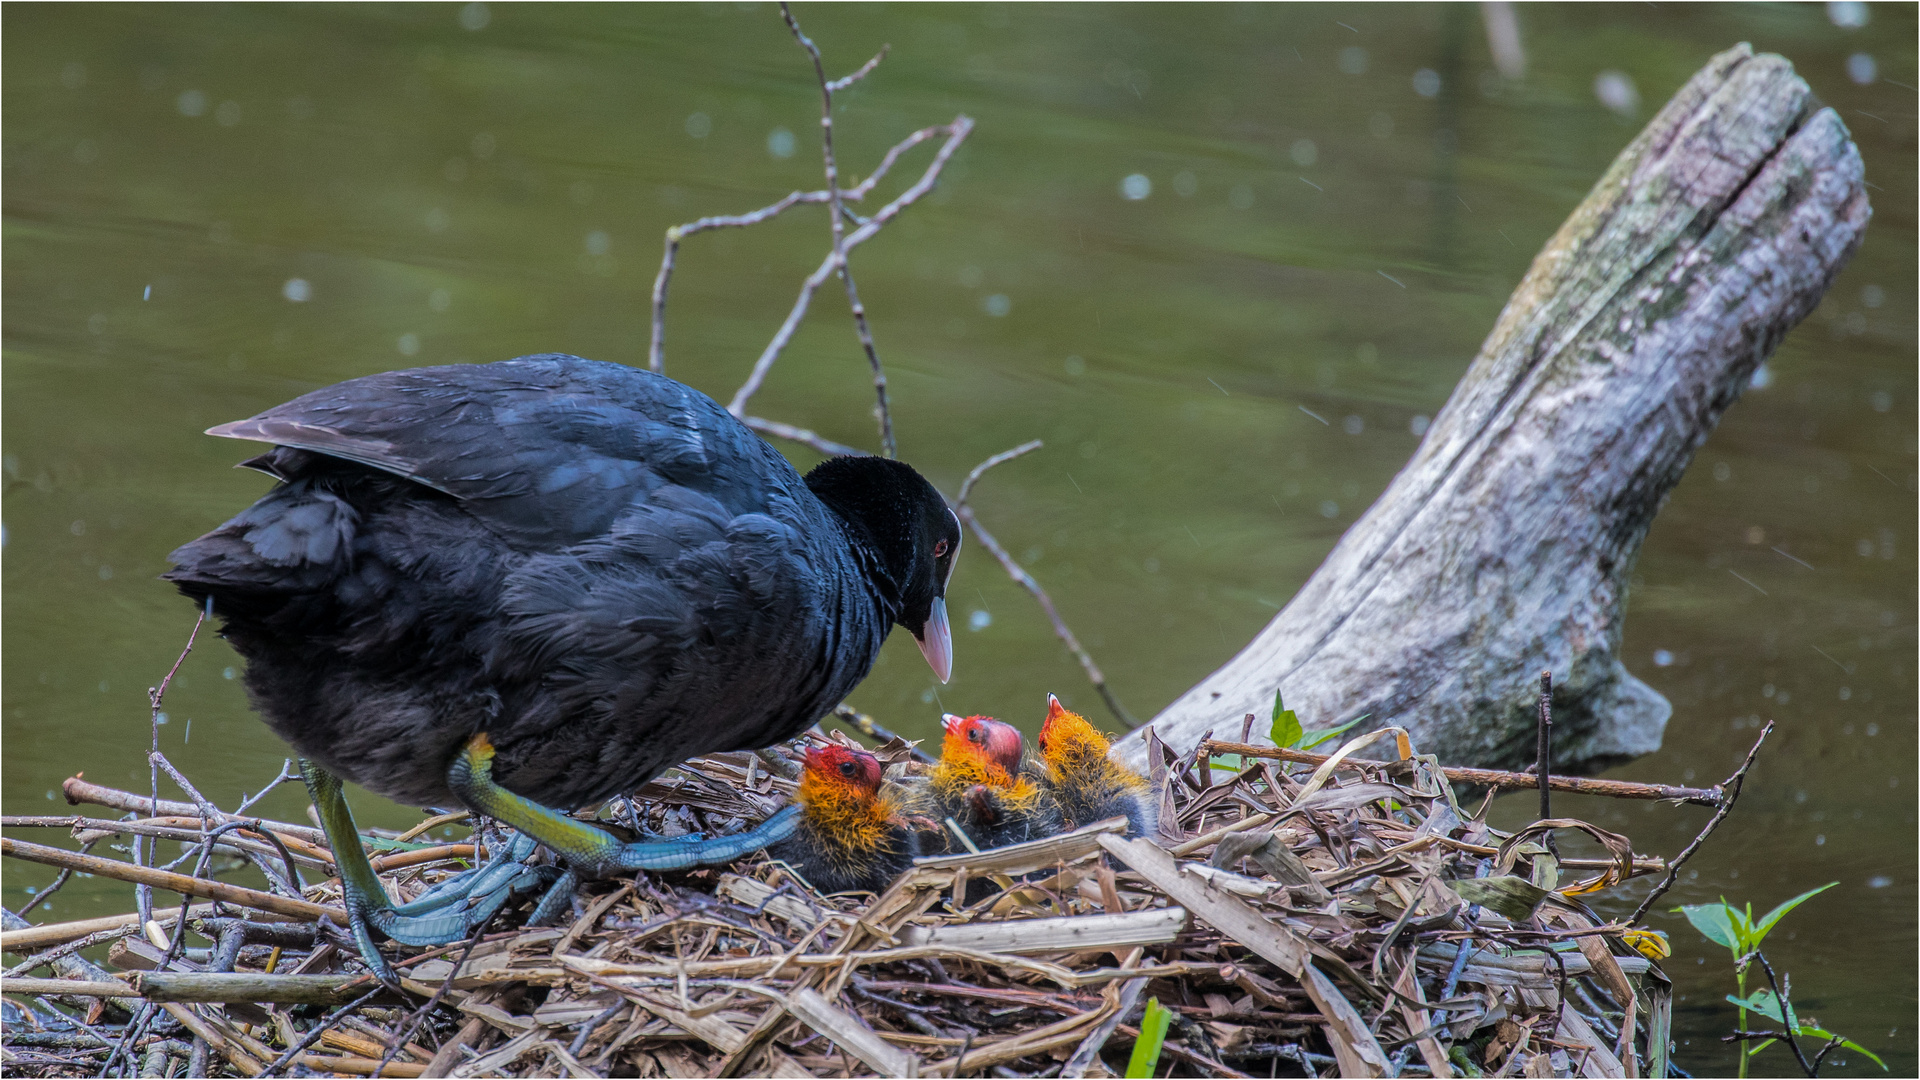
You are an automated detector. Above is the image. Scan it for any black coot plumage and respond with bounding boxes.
[165,354,959,968]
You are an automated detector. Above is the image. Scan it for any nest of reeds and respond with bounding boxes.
[1,719,1706,1079]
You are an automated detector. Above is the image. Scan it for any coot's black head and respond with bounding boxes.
[805,455,960,682]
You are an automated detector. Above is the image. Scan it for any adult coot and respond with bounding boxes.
[165,354,959,976]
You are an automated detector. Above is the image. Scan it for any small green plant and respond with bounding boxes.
[1726,984,1886,1072]
[1124,996,1173,1078]
[1674,882,1877,1076]
[1269,691,1363,752]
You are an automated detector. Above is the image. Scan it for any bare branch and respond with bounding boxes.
[957,440,1042,506]
[950,441,1138,729]
[742,416,868,459]
[727,116,972,419]
[1629,720,1771,925]
[650,190,822,372]
[827,46,889,93]
[782,2,895,459]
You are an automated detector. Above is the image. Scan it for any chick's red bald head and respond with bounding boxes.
[940,713,1025,775]
[803,744,883,794]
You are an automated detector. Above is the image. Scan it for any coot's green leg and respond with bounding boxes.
[299,760,407,983]
[447,734,802,876]
[300,760,547,976]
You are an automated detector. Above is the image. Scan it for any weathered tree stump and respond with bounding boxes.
[1116,45,1870,772]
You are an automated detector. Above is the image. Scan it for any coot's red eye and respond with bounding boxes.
[933,539,949,558]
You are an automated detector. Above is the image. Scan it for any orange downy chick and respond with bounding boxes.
[918,714,1062,852]
[767,745,917,894]
[1037,694,1157,838]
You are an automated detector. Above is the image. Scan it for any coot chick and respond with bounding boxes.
[916,714,1062,852]
[1036,695,1157,838]
[164,355,960,974]
[767,745,918,895]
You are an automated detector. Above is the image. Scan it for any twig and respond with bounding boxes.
[1536,671,1552,823]
[1753,951,1819,1077]
[1629,721,1771,924]
[15,839,97,919]
[726,117,972,421]
[257,987,386,1078]
[647,124,948,376]
[830,705,935,764]
[781,3,896,458]
[1197,741,1725,806]
[951,442,1138,728]
[741,416,867,459]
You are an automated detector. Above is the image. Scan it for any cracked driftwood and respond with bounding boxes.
[1118,44,1871,773]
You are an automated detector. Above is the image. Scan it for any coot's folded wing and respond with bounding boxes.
[206,354,791,549]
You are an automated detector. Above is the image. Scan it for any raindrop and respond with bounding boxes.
[470,132,496,159]
[87,313,107,334]
[958,266,984,288]
[98,564,113,580]
[1342,415,1364,435]
[1749,363,1773,390]
[1338,46,1368,75]
[1847,53,1877,85]
[1594,71,1639,115]
[1839,686,1852,701]
[585,230,612,256]
[1120,173,1151,200]
[1763,683,1776,698]
[424,207,450,233]
[968,609,992,631]
[1866,723,1879,736]
[1870,390,1891,412]
[156,712,169,725]
[176,89,207,117]
[1828,1,1869,28]
[1408,415,1429,436]
[429,288,452,312]
[70,519,86,536]
[215,100,242,126]
[1143,557,1160,573]
[984,294,1011,317]
[766,127,796,158]
[1228,184,1254,210]
[569,181,593,206]
[282,278,312,302]
[1653,649,1674,667]
[1713,462,1731,482]
[223,666,236,680]
[685,112,712,139]
[1815,834,1826,846]
[459,2,490,31]
[1289,139,1318,167]
[1411,69,1441,98]
[1173,170,1197,197]
[1868,875,1892,888]
[1319,500,1339,519]
[1063,355,1085,376]
[1861,284,1885,308]
[60,61,86,89]
[397,332,421,357]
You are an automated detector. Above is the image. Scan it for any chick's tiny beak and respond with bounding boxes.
[916,596,953,683]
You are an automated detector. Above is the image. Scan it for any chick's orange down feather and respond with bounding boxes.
[767,745,918,894]
[915,714,1062,852]
[1037,695,1156,838]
